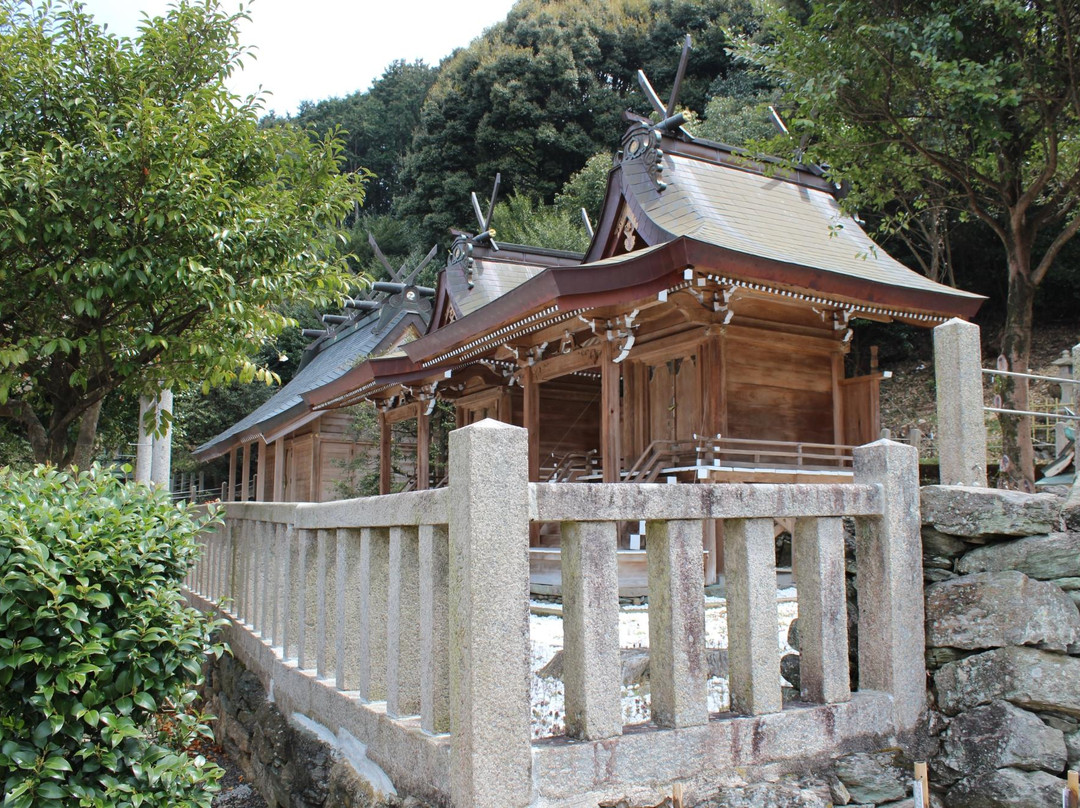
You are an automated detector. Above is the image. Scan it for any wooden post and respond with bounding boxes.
[601,342,622,483]
[379,410,391,495]
[522,366,540,483]
[227,446,238,502]
[255,440,268,502]
[240,444,252,502]
[310,433,321,502]
[273,437,285,502]
[831,351,845,446]
[416,408,431,490]
[700,332,724,439]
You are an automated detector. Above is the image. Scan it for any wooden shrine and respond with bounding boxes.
[201,62,984,593]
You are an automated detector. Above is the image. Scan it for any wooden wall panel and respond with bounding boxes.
[289,439,312,502]
[318,441,355,502]
[725,343,835,444]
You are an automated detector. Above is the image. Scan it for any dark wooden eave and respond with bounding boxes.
[305,234,984,410]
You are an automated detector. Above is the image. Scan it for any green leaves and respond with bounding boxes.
[0,464,224,805]
[0,0,361,465]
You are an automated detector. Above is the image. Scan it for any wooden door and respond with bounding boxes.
[839,374,882,446]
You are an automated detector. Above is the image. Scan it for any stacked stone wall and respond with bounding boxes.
[919,484,1080,807]
[203,653,435,808]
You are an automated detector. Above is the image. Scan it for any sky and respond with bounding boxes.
[77,0,520,117]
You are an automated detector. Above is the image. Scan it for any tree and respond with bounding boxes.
[292,60,437,215]
[0,1,362,467]
[396,0,762,248]
[753,0,1080,487]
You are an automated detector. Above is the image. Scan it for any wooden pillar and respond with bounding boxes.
[273,437,285,502]
[601,342,622,483]
[227,446,238,502]
[310,433,321,502]
[831,351,845,446]
[417,409,431,490]
[522,366,540,483]
[240,442,251,502]
[379,411,392,495]
[255,440,268,502]
[700,331,724,439]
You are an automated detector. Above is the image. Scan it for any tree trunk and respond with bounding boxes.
[998,262,1037,491]
[69,398,104,469]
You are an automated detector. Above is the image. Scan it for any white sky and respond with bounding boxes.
[77,0,519,117]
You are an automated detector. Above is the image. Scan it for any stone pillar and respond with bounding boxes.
[792,516,851,704]
[854,439,925,731]
[359,527,390,701]
[233,519,248,623]
[646,519,708,728]
[296,529,318,671]
[269,523,285,648]
[420,524,450,734]
[561,520,622,740]
[150,388,173,488]
[255,522,272,636]
[316,528,338,682]
[448,420,532,808]
[726,517,782,716]
[387,526,421,717]
[135,395,153,484]
[337,528,364,691]
[281,526,298,661]
[934,318,987,486]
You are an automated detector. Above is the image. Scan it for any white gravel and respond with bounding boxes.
[530,589,799,739]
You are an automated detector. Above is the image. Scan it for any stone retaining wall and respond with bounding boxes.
[203,652,434,808]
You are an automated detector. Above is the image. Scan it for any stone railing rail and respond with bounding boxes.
[185,421,925,808]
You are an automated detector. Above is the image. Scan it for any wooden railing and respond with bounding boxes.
[185,423,923,808]
[624,436,855,482]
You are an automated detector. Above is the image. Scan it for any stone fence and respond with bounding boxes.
[184,421,925,808]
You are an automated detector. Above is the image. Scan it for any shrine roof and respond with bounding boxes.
[193,306,421,461]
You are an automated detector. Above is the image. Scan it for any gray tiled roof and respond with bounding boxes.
[444,259,547,318]
[631,152,982,302]
[194,307,414,457]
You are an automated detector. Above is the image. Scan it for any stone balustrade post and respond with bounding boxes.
[419,524,450,734]
[726,517,782,716]
[448,420,532,808]
[854,439,925,731]
[647,519,708,728]
[281,526,297,660]
[387,526,421,717]
[236,520,251,623]
[316,528,338,681]
[255,522,271,636]
[561,520,622,740]
[792,516,850,704]
[296,528,318,670]
[268,524,285,648]
[358,527,390,701]
[337,528,364,691]
[934,318,987,486]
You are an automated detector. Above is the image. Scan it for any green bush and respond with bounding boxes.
[0,465,225,807]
